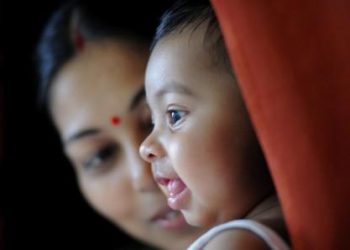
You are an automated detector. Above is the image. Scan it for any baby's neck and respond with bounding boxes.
[246,194,289,243]
[246,194,280,220]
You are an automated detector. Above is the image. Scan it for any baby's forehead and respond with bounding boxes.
[146,44,209,92]
[159,22,210,47]
[152,28,214,65]
[152,24,227,73]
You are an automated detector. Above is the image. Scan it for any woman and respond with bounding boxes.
[36,0,205,249]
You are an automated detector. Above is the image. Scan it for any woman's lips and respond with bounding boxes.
[151,207,188,230]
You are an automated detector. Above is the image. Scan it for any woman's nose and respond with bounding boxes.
[130,156,158,192]
[124,137,158,192]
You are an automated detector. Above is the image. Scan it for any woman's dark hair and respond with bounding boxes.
[36,0,170,108]
[153,0,231,71]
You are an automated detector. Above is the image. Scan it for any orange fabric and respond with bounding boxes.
[211,0,350,249]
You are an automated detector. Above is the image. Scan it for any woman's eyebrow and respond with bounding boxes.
[64,129,99,146]
[129,85,146,111]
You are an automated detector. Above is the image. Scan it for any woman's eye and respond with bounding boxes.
[145,119,154,132]
[83,145,116,171]
[166,110,187,127]
[140,110,154,132]
[138,102,154,133]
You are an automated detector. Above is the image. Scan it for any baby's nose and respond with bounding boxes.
[139,133,163,163]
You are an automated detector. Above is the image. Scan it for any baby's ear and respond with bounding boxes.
[203,229,270,250]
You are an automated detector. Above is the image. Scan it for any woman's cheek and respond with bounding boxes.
[78,174,134,221]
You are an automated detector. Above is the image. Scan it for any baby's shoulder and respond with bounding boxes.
[203,228,271,250]
[188,220,290,250]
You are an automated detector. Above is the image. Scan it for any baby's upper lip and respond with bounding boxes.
[154,175,171,186]
[152,161,178,186]
[151,161,187,197]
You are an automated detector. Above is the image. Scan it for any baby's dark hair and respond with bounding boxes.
[36,0,169,109]
[153,0,232,72]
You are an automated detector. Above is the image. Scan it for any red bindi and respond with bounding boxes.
[111,116,121,126]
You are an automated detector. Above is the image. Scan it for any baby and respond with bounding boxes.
[140,0,290,249]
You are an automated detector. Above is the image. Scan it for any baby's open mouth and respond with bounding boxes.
[155,175,190,210]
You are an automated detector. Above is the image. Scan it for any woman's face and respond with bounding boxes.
[50,40,204,249]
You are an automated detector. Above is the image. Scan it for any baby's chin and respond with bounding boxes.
[182,202,218,228]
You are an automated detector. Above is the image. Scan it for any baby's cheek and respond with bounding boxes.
[168,138,197,179]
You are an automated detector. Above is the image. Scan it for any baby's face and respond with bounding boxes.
[140,25,273,227]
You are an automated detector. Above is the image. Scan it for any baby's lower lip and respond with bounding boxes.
[167,179,189,210]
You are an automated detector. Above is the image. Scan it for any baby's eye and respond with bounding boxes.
[83,145,116,171]
[166,109,187,127]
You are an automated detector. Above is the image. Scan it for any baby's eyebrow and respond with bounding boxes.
[155,81,194,98]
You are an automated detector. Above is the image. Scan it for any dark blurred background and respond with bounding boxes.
[0,1,141,249]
